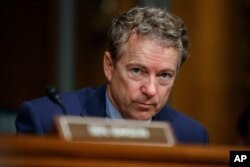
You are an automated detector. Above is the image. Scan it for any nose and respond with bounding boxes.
[141,76,157,98]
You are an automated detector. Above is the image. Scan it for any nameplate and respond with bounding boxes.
[55,116,176,146]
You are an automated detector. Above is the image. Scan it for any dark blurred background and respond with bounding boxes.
[0,0,250,145]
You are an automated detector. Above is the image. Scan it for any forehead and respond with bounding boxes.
[118,35,180,70]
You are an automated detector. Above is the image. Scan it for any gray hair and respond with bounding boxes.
[108,7,189,65]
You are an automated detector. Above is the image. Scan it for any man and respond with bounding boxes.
[16,7,209,144]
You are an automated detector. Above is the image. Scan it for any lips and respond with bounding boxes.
[135,102,154,110]
[135,100,156,106]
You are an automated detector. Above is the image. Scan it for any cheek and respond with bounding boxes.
[115,70,141,95]
[120,78,142,100]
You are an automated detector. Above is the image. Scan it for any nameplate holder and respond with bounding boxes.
[55,116,176,146]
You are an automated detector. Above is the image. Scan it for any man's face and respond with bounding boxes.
[104,35,180,120]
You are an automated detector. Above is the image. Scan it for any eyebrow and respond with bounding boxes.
[126,63,176,74]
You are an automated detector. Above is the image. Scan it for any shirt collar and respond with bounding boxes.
[105,90,123,119]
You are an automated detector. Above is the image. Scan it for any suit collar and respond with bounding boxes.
[84,84,107,117]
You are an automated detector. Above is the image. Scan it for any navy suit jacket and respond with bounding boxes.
[15,84,209,144]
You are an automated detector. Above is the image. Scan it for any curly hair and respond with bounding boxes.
[108,7,189,65]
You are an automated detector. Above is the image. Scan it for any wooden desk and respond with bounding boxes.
[0,136,248,167]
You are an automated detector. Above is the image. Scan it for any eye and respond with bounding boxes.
[131,67,141,75]
[157,72,173,85]
[160,72,171,79]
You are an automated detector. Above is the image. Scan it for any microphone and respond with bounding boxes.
[46,85,68,115]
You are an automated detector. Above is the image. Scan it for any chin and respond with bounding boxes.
[132,113,153,121]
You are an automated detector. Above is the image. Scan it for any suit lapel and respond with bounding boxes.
[152,105,176,122]
[84,84,107,117]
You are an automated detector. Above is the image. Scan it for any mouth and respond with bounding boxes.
[135,102,154,111]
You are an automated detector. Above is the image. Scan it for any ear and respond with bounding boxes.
[103,51,114,82]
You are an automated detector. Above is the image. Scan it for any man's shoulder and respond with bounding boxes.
[16,85,107,135]
[157,105,203,127]
[16,85,104,121]
[156,105,209,144]
[27,85,104,105]
[72,85,105,101]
